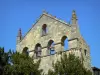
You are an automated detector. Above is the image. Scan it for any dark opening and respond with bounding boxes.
[61,36,68,51]
[84,49,87,56]
[35,43,42,57]
[42,24,47,36]
[47,40,55,55]
[22,47,29,56]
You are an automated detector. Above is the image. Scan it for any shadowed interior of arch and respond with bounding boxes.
[47,40,55,55]
[61,36,68,51]
[22,47,29,55]
[35,43,42,57]
[42,24,47,36]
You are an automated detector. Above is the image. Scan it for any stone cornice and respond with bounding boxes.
[68,38,79,41]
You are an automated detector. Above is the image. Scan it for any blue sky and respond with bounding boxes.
[0,0,100,68]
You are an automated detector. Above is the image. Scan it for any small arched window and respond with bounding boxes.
[61,36,68,51]
[35,43,42,57]
[84,49,87,56]
[47,40,55,55]
[42,24,47,36]
[22,47,29,56]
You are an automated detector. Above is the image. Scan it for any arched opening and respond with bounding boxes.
[22,47,29,56]
[61,36,68,51]
[84,49,87,56]
[47,40,55,55]
[42,24,47,36]
[34,43,42,57]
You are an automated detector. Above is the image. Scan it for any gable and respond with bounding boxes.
[17,12,72,53]
[21,13,71,43]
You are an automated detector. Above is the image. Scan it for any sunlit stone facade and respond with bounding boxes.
[16,10,92,74]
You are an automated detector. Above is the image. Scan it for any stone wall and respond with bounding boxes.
[16,12,92,73]
[16,13,72,56]
[34,48,82,74]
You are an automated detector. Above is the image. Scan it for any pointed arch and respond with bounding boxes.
[61,36,68,51]
[34,43,42,57]
[22,47,29,56]
[47,40,55,55]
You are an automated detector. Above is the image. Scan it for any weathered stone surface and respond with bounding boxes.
[16,12,92,74]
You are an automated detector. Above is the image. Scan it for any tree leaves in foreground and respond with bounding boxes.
[0,47,9,75]
[3,52,42,75]
[47,53,92,75]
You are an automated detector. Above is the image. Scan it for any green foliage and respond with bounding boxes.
[0,47,9,75]
[0,47,92,75]
[0,47,8,66]
[3,52,42,75]
[47,53,92,75]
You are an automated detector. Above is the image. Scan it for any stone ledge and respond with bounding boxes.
[34,47,81,59]
[28,42,61,53]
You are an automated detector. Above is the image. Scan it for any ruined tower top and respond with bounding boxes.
[17,28,22,43]
[17,28,22,37]
[72,10,78,24]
